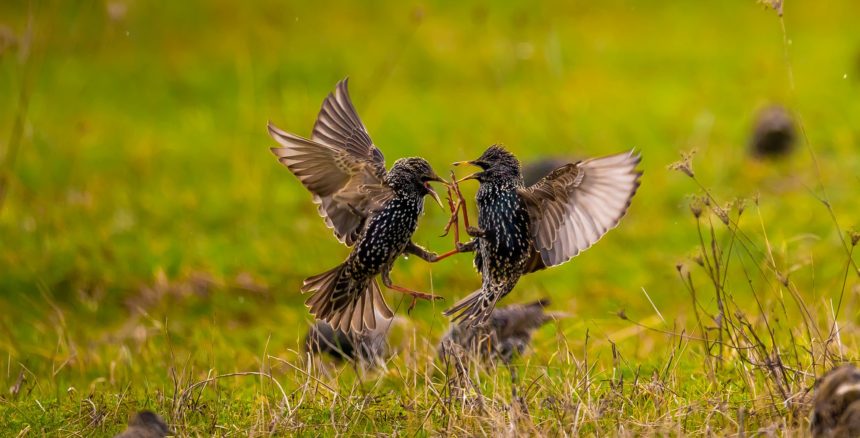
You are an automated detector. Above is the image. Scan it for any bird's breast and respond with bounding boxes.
[475,184,532,276]
[349,195,422,274]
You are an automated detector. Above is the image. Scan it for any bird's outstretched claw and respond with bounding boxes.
[440,183,461,239]
[450,173,473,230]
[385,283,443,314]
[406,290,444,314]
[441,170,473,240]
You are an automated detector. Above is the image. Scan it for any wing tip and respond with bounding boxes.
[335,77,352,101]
[338,76,350,87]
[266,120,279,136]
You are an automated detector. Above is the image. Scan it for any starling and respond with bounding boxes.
[749,104,796,159]
[114,411,172,438]
[438,298,563,365]
[811,364,860,438]
[303,315,391,368]
[444,145,641,326]
[268,79,454,334]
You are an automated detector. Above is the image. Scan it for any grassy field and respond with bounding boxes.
[1,0,859,435]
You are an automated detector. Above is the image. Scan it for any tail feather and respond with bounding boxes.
[444,289,497,326]
[302,264,392,334]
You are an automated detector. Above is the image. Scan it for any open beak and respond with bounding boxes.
[452,160,481,183]
[424,174,446,209]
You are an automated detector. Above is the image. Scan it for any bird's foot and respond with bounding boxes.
[385,283,443,313]
[440,202,460,238]
[450,173,473,229]
[407,290,444,313]
[441,174,462,238]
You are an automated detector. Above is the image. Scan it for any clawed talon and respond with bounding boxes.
[440,183,461,238]
[432,168,477,263]
[385,282,443,314]
[407,291,444,313]
[410,289,442,301]
[441,170,471,242]
[450,174,472,230]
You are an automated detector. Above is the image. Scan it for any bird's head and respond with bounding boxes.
[453,145,522,184]
[387,157,447,207]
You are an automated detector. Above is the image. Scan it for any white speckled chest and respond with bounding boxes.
[348,193,424,278]
[475,182,532,282]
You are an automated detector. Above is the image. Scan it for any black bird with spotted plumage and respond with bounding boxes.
[445,145,641,326]
[268,79,450,334]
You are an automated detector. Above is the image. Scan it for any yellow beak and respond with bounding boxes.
[452,161,474,167]
[452,161,481,183]
[424,175,446,209]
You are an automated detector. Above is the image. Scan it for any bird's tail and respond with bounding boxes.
[302,264,393,333]
[444,289,497,327]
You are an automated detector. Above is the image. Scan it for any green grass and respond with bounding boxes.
[1,0,859,435]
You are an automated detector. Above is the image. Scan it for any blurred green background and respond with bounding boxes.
[1,0,859,434]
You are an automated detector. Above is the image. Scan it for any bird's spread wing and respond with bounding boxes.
[311,79,386,176]
[518,151,641,271]
[268,79,393,246]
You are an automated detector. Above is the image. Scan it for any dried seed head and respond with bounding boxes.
[617,309,629,321]
[758,0,784,17]
[693,253,704,267]
[689,196,704,218]
[850,230,860,247]
[668,150,696,178]
[676,262,690,278]
[735,198,747,217]
[713,204,730,225]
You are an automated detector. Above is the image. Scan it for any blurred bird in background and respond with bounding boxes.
[303,313,410,370]
[438,298,563,365]
[521,157,572,186]
[114,411,172,438]
[749,104,796,159]
[811,364,860,438]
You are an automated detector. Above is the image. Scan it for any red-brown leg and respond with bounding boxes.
[450,174,472,230]
[440,183,461,242]
[381,272,443,313]
[428,248,461,262]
